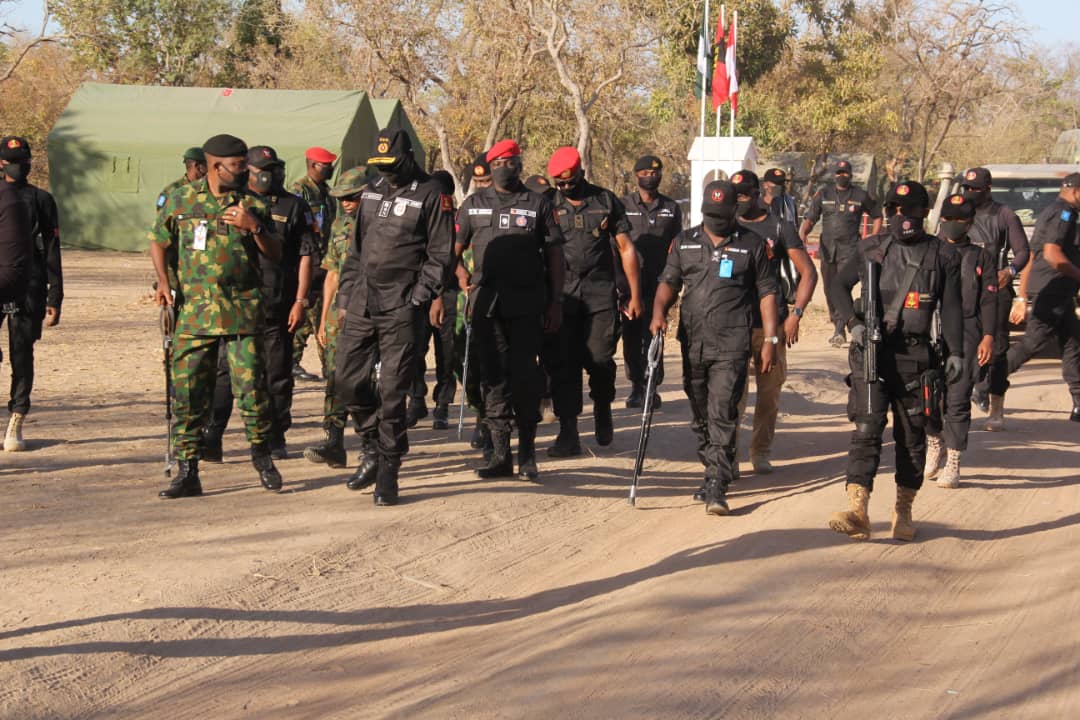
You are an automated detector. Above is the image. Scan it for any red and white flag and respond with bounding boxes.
[711,15,738,114]
[725,20,738,115]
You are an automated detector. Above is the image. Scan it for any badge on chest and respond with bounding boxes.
[719,257,734,278]
[193,220,209,251]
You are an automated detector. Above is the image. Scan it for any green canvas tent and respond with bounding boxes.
[47,83,423,251]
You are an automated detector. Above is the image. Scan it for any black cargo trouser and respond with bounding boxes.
[622,290,664,389]
[1006,293,1080,405]
[411,291,458,408]
[474,312,543,437]
[821,244,855,334]
[548,299,619,419]
[845,341,933,492]
[975,286,1014,397]
[0,299,43,416]
[681,342,749,489]
[211,313,294,443]
[335,304,424,460]
[929,322,981,451]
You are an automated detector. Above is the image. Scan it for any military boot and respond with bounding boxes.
[693,477,708,502]
[346,435,379,490]
[270,434,288,461]
[594,401,614,446]
[477,429,514,478]
[406,398,428,428]
[705,477,731,516]
[304,425,347,468]
[252,444,283,491]
[972,384,990,413]
[432,403,449,430]
[158,459,203,499]
[937,449,961,489]
[3,412,26,452]
[892,485,918,541]
[924,433,944,480]
[373,458,400,506]
[200,427,224,463]
[828,484,871,540]
[985,394,1005,432]
[517,424,540,483]
[625,384,645,409]
[548,416,582,458]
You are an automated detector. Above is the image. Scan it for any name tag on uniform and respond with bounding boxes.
[378,200,392,218]
[468,208,493,216]
[193,221,208,250]
[679,243,702,250]
[719,258,734,278]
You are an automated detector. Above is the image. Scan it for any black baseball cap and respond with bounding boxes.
[1062,172,1080,188]
[939,193,975,221]
[702,180,737,216]
[835,160,852,175]
[730,169,759,196]
[368,127,413,166]
[960,167,992,190]
[247,145,284,169]
[763,168,786,184]
[0,136,32,162]
[885,181,930,211]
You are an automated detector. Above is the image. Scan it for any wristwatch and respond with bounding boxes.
[763,335,780,345]
[295,297,310,308]
[792,307,804,318]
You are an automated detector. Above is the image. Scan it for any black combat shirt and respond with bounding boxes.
[552,182,633,312]
[1026,198,1080,300]
[260,190,316,317]
[738,209,805,326]
[805,185,879,263]
[621,190,682,298]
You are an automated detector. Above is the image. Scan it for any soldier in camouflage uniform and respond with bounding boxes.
[290,146,338,381]
[149,134,285,499]
[305,166,368,468]
[156,148,207,293]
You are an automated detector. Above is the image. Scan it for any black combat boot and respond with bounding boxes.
[406,398,428,428]
[477,429,514,478]
[517,424,540,483]
[432,403,449,430]
[594,401,614,446]
[270,434,288,461]
[201,428,223,463]
[548,416,582,458]
[304,425,347,468]
[625,384,645,409]
[374,458,400,506]
[972,384,990,413]
[693,477,708,502]
[470,419,487,449]
[705,477,731,516]
[158,459,203,499]
[251,444,283,491]
[347,435,379,490]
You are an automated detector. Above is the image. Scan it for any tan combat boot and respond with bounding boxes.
[985,394,1005,432]
[936,449,961,489]
[892,486,918,541]
[4,412,26,452]
[924,433,944,480]
[829,484,871,540]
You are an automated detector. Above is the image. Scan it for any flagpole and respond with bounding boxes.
[699,0,709,137]
[716,5,724,137]
[729,11,737,138]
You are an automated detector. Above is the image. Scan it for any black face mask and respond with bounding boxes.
[218,166,249,191]
[963,188,989,207]
[637,175,661,192]
[3,163,28,183]
[938,220,970,242]
[835,175,852,189]
[703,214,736,236]
[316,164,334,182]
[492,165,521,191]
[250,170,274,194]
[378,156,414,187]
[558,180,584,200]
[889,212,924,242]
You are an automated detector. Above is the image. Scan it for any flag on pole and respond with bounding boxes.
[726,18,739,115]
[695,1,711,98]
[710,12,727,111]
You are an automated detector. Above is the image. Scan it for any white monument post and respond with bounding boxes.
[687,135,757,227]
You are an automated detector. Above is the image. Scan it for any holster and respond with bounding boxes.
[919,368,944,420]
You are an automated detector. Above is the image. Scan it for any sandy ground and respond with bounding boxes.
[0,250,1077,720]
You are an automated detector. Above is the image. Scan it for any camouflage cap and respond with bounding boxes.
[330,166,369,198]
[182,147,205,163]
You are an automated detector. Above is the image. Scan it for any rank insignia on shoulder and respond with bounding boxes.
[440,194,454,213]
[904,291,920,309]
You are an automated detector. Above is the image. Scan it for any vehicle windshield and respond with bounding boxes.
[989,178,1062,226]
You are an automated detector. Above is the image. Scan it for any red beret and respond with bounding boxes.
[547,146,581,180]
[486,140,521,163]
[305,147,337,164]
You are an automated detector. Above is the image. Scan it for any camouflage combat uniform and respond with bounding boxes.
[290,173,336,373]
[149,178,276,460]
[320,210,354,430]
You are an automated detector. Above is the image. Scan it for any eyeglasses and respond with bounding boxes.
[555,180,576,188]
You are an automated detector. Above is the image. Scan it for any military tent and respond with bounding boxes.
[47,83,422,251]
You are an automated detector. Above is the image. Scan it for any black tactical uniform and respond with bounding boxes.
[1005,186,1080,415]
[335,128,454,505]
[456,174,564,480]
[959,168,1030,407]
[804,166,879,337]
[657,185,777,513]
[548,180,633,448]
[620,183,682,400]
[828,182,962,542]
[290,156,337,378]
[0,137,63,422]
[208,146,316,457]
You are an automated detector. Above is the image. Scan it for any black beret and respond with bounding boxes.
[0,137,31,162]
[633,155,663,173]
[702,180,737,216]
[939,193,974,220]
[886,181,930,211]
[471,151,491,178]
[730,169,759,195]
[368,128,413,166]
[524,174,551,195]
[247,145,284,169]
[202,134,248,158]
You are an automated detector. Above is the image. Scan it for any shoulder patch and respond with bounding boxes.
[441,194,454,213]
[1062,209,1074,223]
[157,194,167,209]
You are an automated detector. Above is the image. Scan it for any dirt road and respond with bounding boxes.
[1,251,1077,719]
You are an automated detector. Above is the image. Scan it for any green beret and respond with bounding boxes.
[330,166,369,198]
[202,134,247,158]
[182,147,205,163]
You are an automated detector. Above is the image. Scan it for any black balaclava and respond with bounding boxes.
[378,155,416,188]
[557,169,586,200]
[938,220,970,242]
[492,158,522,191]
[2,162,29,184]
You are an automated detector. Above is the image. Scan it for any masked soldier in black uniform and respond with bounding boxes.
[801,159,881,347]
[620,155,682,409]
[0,137,63,452]
[651,180,779,515]
[924,194,999,488]
[450,140,566,481]
[204,146,315,461]
[335,128,454,506]
[827,181,963,542]
[959,168,1030,431]
[545,146,642,456]
[1003,172,1080,421]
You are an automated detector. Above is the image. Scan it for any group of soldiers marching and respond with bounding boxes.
[146,128,1080,542]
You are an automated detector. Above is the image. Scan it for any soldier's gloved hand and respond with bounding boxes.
[944,355,965,384]
[848,323,866,348]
